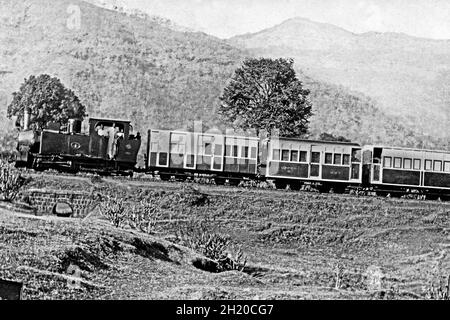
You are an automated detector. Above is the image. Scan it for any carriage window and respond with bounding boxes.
[352,149,362,162]
[299,151,308,162]
[273,149,280,161]
[214,145,222,156]
[325,153,333,164]
[383,157,392,168]
[311,152,321,164]
[170,134,186,154]
[413,159,421,170]
[242,146,249,158]
[403,158,412,170]
[334,154,342,165]
[151,142,158,152]
[425,160,432,171]
[281,149,290,161]
[225,145,232,156]
[250,147,257,159]
[444,161,450,172]
[225,145,237,157]
[158,152,168,166]
[204,143,212,155]
[343,154,350,165]
[290,150,299,162]
[186,154,195,168]
[170,142,185,154]
[394,157,402,168]
[433,160,442,172]
[233,145,239,157]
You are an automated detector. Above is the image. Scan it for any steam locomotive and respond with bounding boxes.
[15,110,140,175]
[14,114,450,199]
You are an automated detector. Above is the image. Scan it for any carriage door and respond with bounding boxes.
[212,135,224,171]
[309,145,322,179]
[184,133,196,170]
[155,131,170,168]
[197,134,224,171]
[169,132,186,169]
[371,148,382,183]
[351,148,363,182]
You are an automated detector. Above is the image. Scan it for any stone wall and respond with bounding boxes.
[19,188,102,218]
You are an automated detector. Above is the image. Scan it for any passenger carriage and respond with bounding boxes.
[362,145,450,197]
[146,129,259,184]
[263,137,363,191]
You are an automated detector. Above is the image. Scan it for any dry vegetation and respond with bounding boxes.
[0,173,449,299]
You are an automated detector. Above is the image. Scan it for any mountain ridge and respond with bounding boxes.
[0,0,447,152]
[229,16,450,138]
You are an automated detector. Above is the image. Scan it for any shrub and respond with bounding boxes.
[90,174,104,184]
[98,196,127,228]
[178,185,209,207]
[127,199,164,234]
[426,276,450,300]
[0,160,26,202]
[178,220,247,272]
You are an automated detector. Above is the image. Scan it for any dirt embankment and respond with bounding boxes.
[1,174,449,299]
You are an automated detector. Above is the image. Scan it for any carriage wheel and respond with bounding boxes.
[228,179,240,187]
[289,183,301,191]
[274,181,287,190]
[215,177,226,185]
[159,173,171,181]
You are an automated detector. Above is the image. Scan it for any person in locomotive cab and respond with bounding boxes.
[96,124,108,137]
[117,128,124,139]
[106,124,118,159]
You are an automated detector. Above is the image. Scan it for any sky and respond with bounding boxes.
[110,0,450,39]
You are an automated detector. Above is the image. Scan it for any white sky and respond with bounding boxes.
[115,0,450,39]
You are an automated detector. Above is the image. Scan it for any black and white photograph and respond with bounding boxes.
[0,0,449,305]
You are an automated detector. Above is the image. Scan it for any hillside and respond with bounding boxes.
[229,17,450,140]
[0,0,445,152]
[1,174,449,299]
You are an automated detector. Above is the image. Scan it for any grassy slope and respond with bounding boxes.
[0,0,444,153]
[1,174,449,299]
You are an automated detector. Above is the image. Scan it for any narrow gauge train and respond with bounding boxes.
[15,112,140,175]
[14,115,450,198]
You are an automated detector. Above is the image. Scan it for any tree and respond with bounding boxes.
[219,58,312,137]
[7,74,87,129]
[319,132,351,143]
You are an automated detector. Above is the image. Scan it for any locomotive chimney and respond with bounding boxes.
[23,107,30,130]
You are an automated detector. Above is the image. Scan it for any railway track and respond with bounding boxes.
[22,170,450,204]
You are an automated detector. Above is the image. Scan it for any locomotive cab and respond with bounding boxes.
[88,118,141,164]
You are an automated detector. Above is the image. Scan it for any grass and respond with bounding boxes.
[1,173,450,299]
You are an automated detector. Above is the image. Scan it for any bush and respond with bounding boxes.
[426,276,450,300]
[178,220,247,272]
[98,196,127,228]
[177,185,209,207]
[127,199,164,234]
[90,174,104,184]
[0,160,26,202]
